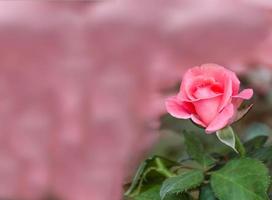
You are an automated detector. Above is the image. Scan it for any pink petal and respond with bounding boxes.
[199,63,231,83]
[180,64,235,102]
[196,64,241,97]
[165,96,191,119]
[230,71,240,95]
[233,88,253,100]
[218,75,232,111]
[180,66,201,100]
[191,115,206,127]
[193,96,222,125]
[194,86,218,99]
[205,103,234,134]
[232,89,253,109]
[178,92,222,102]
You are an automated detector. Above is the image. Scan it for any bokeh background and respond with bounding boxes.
[0,0,272,200]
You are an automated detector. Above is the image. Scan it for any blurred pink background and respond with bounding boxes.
[0,1,272,200]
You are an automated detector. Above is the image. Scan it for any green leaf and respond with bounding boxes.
[165,193,194,200]
[244,136,268,153]
[216,126,238,153]
[200,184,217,200]
[245,123,271,140]
[183,131,215,168]
[249,146,272,164]
[125,156,178,197]
[160,169,204,200]
[211,158,270,200]
[134,185,193,200]
[134,185,161,200]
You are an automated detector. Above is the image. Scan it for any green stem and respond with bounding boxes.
[234,131,246,157]
[155,158,175,178]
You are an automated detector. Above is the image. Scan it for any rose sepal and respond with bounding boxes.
[216,126,245,156]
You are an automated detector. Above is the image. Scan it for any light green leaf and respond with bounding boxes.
[200,184,217,200]
[125,156,178,197]
[134,185,193,200]
[183,131,215,168]
[160,169,204,200]
[211,158,270,200]
[216,126,237,153]
[216,126,245,156]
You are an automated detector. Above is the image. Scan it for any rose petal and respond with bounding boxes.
[194,86,218,99]
[218,75,232,111]
[230,71,240,95]
[178,92,222,102]
[191,115,206,127]
[180,64,232,101]
[232,88,254,108]
[199,63,231,83]
[180,67,201,100]
[233,88,253,100]
[205,103,234,134]
[165,96,191,119]
[193,96,222,125]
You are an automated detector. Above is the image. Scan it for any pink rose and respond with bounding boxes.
[165,64,253,133]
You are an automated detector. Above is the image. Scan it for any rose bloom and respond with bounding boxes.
[166,64,253,133]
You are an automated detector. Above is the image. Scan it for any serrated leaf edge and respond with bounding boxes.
[160,170,204,200]
[211,158,270,200]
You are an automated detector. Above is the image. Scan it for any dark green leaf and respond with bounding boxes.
[160,169,204,200]
[244,136,268,153]
[134,185,193,200]
[211,158,270,200]
[249,146,272,164]
[165,193,194,200]
[125,156,179,197]
[183,131,215,168]
[200,184,217,200]
[134,185,161,200]
[245,123,271,141]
